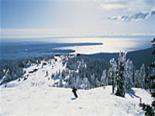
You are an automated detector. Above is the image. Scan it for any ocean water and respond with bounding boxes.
[0,36,153,61]
[0,40,101,61]
[0,42,70,61]
[54,36,153,54]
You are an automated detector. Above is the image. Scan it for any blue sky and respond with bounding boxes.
[1,0,155,38]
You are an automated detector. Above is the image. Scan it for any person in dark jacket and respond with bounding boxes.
[72,87,78,98]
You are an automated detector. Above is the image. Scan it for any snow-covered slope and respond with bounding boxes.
[1,56,66,88]
[0,55,153,116]
[0,86,152,116]
[22,56,66,87]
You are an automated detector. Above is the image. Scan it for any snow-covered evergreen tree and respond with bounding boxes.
[100,70,107,86]
[0,69,11,86]
[109,58,117,94]
[145,67,151,89]
[124,60,134,91]
[140,38,155,116]
[134,69,140,88]
[81,77,91,89]
[150,38,155,111]
[95,77,101,87]
[90,73,96,87]
[134,64,146,88]
[139,64,146,88]
[115,52,126,97]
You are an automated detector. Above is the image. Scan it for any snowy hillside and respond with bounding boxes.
[0,86,152,116]
[0,55,153,116]
[0,55,67,88]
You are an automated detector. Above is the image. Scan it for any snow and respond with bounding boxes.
[0,55,153,116]
[0,85,152,116]
[17,56,65,88]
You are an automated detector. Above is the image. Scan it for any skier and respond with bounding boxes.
[72,87,78,98]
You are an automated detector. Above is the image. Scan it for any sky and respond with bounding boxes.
[1,0,155,38]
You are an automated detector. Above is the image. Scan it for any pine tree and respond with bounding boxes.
[150,38,155,110]
[134,69,141,88]
[140,38,155,116]
[109,58,117,94]
[145,67,151,89]
[100,70,107,86]
[140,64,146,88]
[90,73,96,87]
[124,60,134,91]
[81,77,91,89]
[115,52,126,97]
[109,52,134,95]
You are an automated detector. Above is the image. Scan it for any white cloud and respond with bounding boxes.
[99,0,155,12]
[97,0,155,21]
[108,10,155,21]
[1,0,155,37]
[100,3,125,11]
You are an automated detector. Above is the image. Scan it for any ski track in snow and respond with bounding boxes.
[0,56,153,116]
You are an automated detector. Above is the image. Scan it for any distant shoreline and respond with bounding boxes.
[0,42,103,62]
[0,47,153,67]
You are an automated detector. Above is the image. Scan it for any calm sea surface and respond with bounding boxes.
[0,36,153,61]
